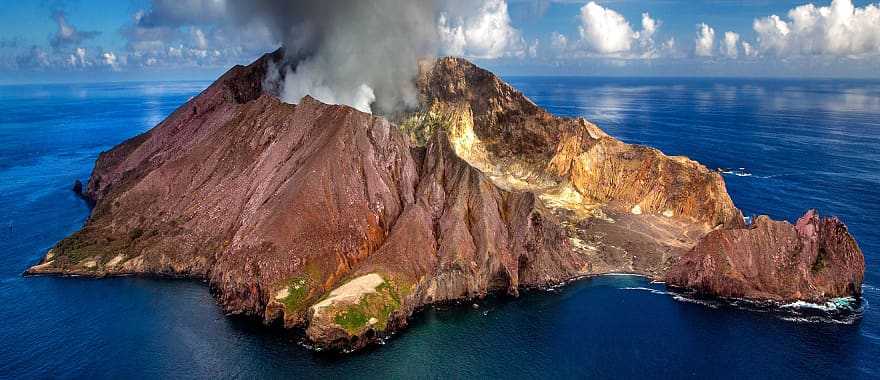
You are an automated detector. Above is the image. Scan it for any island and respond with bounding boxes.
[27,49,865,352]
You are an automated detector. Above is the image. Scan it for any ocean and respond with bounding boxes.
[0,77,877,379]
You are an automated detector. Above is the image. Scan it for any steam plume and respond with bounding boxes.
[229,1,441,114]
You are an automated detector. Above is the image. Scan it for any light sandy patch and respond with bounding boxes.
[121,255,144,271]
[45,249,56,261]
[662,209,674,218]
[368,317,379,325]
[312,273,385,310]
[82,259,97,268]
[540,185,583,210]
[631,205,642,215]
[106,254,125,267]
[275,288,290,300]
[31,260,55,270]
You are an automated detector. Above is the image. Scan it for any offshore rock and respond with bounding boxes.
[666,210,865,302]
[26,50,865,351]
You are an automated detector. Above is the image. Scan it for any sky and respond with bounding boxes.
[1,0,879,84]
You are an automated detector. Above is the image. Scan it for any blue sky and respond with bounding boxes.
[1,0,879,83]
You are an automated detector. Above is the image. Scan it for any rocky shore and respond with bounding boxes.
[26,50,865,351]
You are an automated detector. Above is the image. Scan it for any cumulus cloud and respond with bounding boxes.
[17,46,52,69]
[721,31,740,58]
[67,47,90,67]
[637,13,663,58]
[438,0,525,59]
[694,23,715,57]
[528,39,539,58]
[753,0,880,57]
[742,41,758,58]
[550,31,569,51]
[578,1,635,54]
[50,11,100,49]
[573,2,665,59]
[102,52,121,71]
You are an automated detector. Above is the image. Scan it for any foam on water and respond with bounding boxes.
[780,297,857,312]
[620,287,668,295]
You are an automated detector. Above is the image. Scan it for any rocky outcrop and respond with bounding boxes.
[26,51,865,351]
[666,210,865,302]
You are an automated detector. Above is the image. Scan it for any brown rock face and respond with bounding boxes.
[26,51,865,351]
[666,210,865,302]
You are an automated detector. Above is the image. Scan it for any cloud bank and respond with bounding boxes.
[5,0,880,83]
[753,0,880,57]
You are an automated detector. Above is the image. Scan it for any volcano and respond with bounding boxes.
[27,50,865,351]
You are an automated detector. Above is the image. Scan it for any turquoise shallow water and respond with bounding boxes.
[0,78,877,379]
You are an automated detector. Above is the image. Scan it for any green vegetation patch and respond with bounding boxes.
[332,279,403,335]
[812,247,828,273]
[56,232,127,264]
[279,276,312,313]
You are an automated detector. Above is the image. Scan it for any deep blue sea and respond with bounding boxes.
[0,77,877,379]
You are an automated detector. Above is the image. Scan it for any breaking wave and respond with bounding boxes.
[780,297,856,312]
[620,287,668,295]
[620,285,864,324]
[671,294,722,309]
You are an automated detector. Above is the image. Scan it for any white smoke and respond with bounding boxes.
[231,0,522,115]
[281,58,376,113]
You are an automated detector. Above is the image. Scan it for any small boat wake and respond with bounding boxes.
[716,167,752,177]
[715,166,789,179]
[620,285,865,324]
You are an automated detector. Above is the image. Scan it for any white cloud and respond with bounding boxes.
[572,2,665,59]
[695,23,715,57]
[102,52,120,70]
[753,0,880,57]
[50,11,100,48]
[550,31,568,51]
[637,13,662,58]
[721,31,740,58]
[528,39,539,58]
[66,47,90,67]
[438,0,525,59]
[578,1,635,54]
[641,13,658,40]
[192,28,208,50]
[438,13,467,56]
[742,41,757,58]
